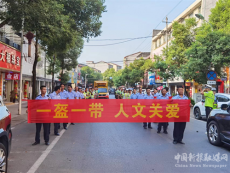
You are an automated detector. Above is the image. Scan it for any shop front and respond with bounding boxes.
[0,42,21,102]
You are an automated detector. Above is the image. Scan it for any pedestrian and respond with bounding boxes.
[153,88,160,97]
[165,87,171,97]
[200,85,215,119]
[67,85,77,125]
[130,88,138,99]
[172,86,193,144]
[143,88,153,129]
[32,85,50,146]
[50,86,62,136]
[157,88,169,134]
[137,87,144,99]
[75,87,82,99]
[60,84,69,129]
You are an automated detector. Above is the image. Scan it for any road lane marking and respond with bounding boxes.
[27,124,70,173]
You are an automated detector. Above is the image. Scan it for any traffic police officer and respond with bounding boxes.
[143,88,153,129]
[157,88,169,134]
[201,85,215,119]
[67,85,77,125]
[60,84,69,129]
[32,85,50,146]
[50,86,62,135]
[153,88,160,97]
[165,87,171,97]
[172,86,193,144]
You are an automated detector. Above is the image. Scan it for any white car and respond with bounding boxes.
[193,93,230,120]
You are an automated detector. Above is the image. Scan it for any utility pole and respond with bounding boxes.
[162,17,171,50]
[18,17,24,115]
[85,74,88,88]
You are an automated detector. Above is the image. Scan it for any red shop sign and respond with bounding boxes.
[0,43,21,72]
[5,72,20,80]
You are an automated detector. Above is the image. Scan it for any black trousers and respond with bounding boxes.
[158,123,168,132]
[205,107,213,119]
[143,122,151,127]
[173,122,186,142]
[35,123,49,143]
[54,123,59,134]
[63,123,68,128]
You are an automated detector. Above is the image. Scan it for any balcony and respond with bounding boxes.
[0,35,21,51]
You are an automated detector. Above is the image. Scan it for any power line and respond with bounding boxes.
[84,36,153,46]
[132,0,184,52]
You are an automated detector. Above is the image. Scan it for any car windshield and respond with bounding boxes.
[98,88,107,93]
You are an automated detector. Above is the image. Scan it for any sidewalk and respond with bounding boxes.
[6,101,28,127]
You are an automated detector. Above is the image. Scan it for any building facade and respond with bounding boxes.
[150,0,219,102]
[123,52,150,67]
[86,61,122,73]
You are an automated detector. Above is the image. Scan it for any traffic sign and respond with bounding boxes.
[207,71,217,81]
[207,81,216,85]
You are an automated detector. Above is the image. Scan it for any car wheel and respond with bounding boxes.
[207,121,223,146]
[194,107,202,120]
[0,143,7,173]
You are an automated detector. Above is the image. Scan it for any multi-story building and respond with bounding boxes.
[0,23,59,101]
[123,52,150,67]
[86,61,122,73]
[150,0,218,102]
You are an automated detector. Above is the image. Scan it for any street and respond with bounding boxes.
[7,95,230,173]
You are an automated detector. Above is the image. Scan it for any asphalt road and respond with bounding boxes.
[8,95,230,173]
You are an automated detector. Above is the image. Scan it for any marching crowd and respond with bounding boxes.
[32,84,99,146]
[32,84,192,146]
[115,86,193,145]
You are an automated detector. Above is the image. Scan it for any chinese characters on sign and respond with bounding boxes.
[0,43,21,72]
[28,100,190,123]
[5,72,20,80]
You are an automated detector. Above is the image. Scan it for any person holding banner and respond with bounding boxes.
[60,84,69,129]
[157,88,169,134]
[153,88,160,97]
[67,85,77,125]
[32,85,50,146]
[172,86,193,144]
[165,87,171,97]
[50,86,62,136]
[143,88,153,129]
[130,88,138,99]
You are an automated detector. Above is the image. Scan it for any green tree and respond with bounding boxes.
[209,0,230,33]
[0,0,106,99]
[57,39,84,83]
[113,70,124,87]
[183,31,230,84]
[103,68,116,87]
[80,66,102,86]
[154,18,197,90]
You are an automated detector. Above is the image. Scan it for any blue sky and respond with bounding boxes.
[78,0,196,66]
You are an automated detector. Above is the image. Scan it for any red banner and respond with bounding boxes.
[28,100,190,123]
[5,72,20,80]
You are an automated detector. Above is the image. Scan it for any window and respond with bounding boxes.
[98,88,107,93]
[159,38,161,46]
[217,95,229,102]
[109,65,113,69]
[155,41,157,48]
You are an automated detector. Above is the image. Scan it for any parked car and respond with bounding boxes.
[109,88,115,95]
[0,96,12,172]
[206,104,230,146]
[193,93,230,120]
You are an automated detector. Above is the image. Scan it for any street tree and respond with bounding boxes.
[80,66,102,86]
[113,70,124,87]
[103,68,116,87]
[183,31,230,84]
[154,18,197,89]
